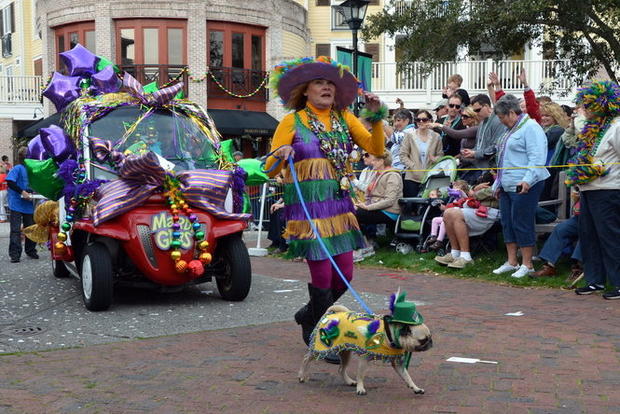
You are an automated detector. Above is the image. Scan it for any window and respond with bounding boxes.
[33,58,43,76]
[115,19,187,66]
[209,31,224,67]
[54,22,96,68]
[251,35,262,71]
[364,43,380,62]
[0,3,15,36]
[231,33,244,68]
[206,22,265,71]
[316,43,331,58]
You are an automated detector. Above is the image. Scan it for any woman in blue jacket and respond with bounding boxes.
[491,94,549,279]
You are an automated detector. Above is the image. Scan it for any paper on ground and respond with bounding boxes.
[504,311,524,316]
[446,356,498,364]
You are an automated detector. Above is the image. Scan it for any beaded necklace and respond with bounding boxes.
[304,107,352,179]
[565,116,612,185]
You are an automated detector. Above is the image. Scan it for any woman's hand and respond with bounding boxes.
[461,149,475,158]
[517,181,530,194]
[429,122,442,129]
[273,145,294,161]
[21,190,31,200]
[270,202,284,213]
[354,201,367,210]
[363,92,381,113]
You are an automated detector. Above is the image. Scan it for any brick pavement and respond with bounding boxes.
[1,255,619,414]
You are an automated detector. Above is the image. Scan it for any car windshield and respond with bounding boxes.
[88,106,220,173]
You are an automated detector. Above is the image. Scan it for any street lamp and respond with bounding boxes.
[335,0,370,110]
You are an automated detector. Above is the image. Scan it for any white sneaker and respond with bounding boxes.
[492,262,520,275]
[511,265,534,278]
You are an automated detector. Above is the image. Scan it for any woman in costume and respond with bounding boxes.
[570,81,620,299]
[264,56,387,348]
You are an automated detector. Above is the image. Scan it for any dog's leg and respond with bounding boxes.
[298,352,314,383]
[338,351,356,386]
[355,358,371,395]
[391,360,424,394]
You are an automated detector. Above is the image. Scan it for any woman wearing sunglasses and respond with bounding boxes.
[430,105,480,169]
[400,110,444,197]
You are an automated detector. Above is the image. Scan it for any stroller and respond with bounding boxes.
[393,156,458,254]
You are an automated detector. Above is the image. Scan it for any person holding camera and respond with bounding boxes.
[490,95,549,279]
[460,94,507,184]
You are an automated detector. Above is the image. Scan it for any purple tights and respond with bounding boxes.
[306,251,353,290]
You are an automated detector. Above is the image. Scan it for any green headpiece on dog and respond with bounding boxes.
[389,289,424,325]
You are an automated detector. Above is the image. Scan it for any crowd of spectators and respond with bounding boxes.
[346,71,620,300]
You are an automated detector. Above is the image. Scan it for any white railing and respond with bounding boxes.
[0,76,43,103]
[372,59,574,95]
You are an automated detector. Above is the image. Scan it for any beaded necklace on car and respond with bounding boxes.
[163,174,212,275]
[304,107,352,179]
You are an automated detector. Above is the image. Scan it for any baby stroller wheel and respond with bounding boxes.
[396,242,413,255]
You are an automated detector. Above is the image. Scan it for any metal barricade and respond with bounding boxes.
[246,180,284,230]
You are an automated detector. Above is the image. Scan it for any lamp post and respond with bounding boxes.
[335,0,370,114]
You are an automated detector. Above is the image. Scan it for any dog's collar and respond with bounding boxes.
[383,315,402,349]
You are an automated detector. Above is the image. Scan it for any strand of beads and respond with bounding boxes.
[165,179,211,276]
[56,160,88,255]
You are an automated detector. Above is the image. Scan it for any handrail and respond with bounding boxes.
[0,75,43,103]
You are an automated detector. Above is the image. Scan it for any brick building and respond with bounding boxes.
[30,0,311,156]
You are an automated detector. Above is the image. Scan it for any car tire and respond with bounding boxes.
[216,235,251,301]
[81,243,114,311]
[52,260,70,278]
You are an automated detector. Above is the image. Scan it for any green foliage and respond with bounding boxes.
[363,0,620,84]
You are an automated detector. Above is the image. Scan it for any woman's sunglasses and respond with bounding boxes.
[415,117,431,123]
[448,104,461,108]
[462,114,472,119]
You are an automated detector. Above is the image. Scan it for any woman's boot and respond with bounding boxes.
[294,284,315,346]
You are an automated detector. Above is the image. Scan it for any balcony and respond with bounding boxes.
[207,67,269,102]
[0,75,43,121]
[118,64,189,98]
[371,59,576,108]
[1,33,11,58]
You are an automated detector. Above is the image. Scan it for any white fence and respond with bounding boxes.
[0,76,43,103]
[371,59,575,107]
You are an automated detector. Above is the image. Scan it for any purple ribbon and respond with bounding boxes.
[123,73,183,107]
[90,137,251,225]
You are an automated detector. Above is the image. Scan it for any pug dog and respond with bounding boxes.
[298,304,433,396]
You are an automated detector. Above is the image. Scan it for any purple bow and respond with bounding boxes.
[123,73,183,107]
[90,137,251,225]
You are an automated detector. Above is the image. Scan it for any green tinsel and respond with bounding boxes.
[360,103,389,123]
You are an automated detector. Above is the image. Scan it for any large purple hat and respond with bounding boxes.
[269,56,360,110]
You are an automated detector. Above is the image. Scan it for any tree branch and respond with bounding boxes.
[583,32,619,83]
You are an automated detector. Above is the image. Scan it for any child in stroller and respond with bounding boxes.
[425,180,472,252]
[393,156,458,254]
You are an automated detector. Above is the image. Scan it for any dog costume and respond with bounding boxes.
[308,291,424,364]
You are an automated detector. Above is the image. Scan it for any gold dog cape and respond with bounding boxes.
[309,311,406,362]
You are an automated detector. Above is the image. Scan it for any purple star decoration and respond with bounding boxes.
[40,124,77,163]
[91,65,121,94]
[42,72,82,112]
[26,135,50,161]
[59,43,98,77]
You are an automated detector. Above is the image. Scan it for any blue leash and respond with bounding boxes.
[284,154,374,315]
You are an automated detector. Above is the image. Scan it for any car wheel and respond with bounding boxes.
[52,260,70,278]
[216,235,251,301]
[81,243,114,311]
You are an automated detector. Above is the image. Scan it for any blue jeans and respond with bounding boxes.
[538,215,582,264]
[579,190,620,288]
[499,181,544,247]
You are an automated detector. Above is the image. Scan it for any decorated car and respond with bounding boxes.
[23,44,252,311]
